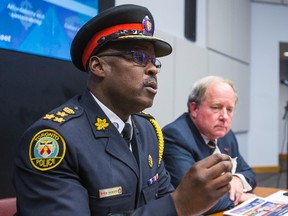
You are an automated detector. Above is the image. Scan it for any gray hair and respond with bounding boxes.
[187,76,238,111]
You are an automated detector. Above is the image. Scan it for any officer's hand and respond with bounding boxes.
[171,153,233,216]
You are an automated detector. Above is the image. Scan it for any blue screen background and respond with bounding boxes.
[0,0,98,60]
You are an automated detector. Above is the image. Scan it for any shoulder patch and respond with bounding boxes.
[43,106,83,125]
[29,129,66,171]
[136,112,164,166]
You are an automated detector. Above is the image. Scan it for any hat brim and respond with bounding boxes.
[114,35,172,57]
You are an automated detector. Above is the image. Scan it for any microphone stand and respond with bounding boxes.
[283,101,288,188]
[283,101,288,120]
[278,101,288,188]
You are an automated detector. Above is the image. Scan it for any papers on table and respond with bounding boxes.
[224,190,288,216]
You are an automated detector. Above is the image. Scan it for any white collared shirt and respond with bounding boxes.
[89,92,133,138]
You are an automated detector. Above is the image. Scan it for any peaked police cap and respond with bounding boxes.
[70,4,172,72]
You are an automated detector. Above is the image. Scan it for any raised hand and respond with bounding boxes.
[171,153,233,216]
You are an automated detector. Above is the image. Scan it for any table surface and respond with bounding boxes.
[208,187,287,216]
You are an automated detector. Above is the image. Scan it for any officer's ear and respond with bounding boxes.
[88,56,106,77]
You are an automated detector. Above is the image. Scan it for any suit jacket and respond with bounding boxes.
[162,113,256,214]
[14,89,176,216]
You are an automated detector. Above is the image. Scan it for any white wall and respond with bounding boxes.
[115,0,185,39]
[115,0,288,167]
[249,2,288,166]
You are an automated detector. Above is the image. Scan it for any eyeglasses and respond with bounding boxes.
[97,50,162,72]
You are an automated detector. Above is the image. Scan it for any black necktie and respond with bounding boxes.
[207,141,216,155]
[121,123,132,147]
[122,123,138,164]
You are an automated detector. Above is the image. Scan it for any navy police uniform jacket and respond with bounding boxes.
[14,89,176,216]
[162,113,257,215]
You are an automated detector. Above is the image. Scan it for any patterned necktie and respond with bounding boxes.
[121,123,132,147]
[207,140,216,155]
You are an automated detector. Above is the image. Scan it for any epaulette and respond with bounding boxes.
[42,105,83,125]
[136,111,164,167]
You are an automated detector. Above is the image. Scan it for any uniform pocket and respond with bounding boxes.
[89,193,132,215]
[142,181,159,203]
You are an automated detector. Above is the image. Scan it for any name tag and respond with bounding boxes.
[99,186,122,198]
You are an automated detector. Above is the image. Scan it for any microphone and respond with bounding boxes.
[281,79,288,86]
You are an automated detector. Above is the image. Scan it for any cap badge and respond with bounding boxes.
[142,16,153,36]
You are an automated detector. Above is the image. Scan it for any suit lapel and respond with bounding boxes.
[106,137,139,177]
[185,113,211,156]
[131,122,143,200]
[217,139,230,154]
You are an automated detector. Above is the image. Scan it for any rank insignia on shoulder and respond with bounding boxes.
[135,111,154,119]
[43,106,82,124]
[29,129,66,171]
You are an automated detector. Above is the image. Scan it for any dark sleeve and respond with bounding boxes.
[203,194,234,215]
[163,126,235,214]
[132,194,177,216]
[162,125,197,188]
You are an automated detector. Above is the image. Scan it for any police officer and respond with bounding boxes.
[14,4,233,215]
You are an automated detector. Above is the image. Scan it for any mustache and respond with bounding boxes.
[143,77,158,89]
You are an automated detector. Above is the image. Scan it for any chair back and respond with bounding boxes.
[0,197,16,216]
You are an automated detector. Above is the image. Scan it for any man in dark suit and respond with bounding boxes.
[163,75,257,214]
[14,5,233,216]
